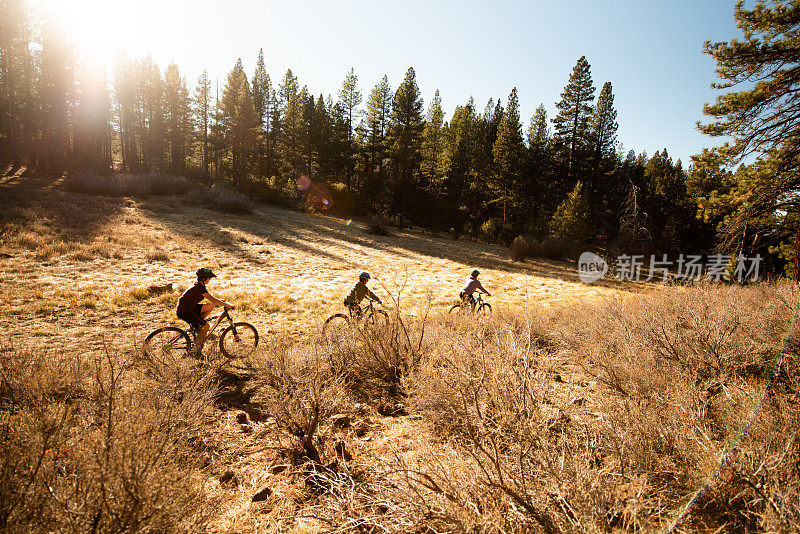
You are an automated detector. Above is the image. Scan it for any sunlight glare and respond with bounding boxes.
[46,0,183,68]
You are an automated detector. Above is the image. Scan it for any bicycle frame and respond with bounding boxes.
[169,308,235,345]
[461,292,486,310]
[348,299,377,319]
[202,308,235,337]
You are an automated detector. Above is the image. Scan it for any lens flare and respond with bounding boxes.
[296,174,312,191]
[346,219,353,226]
[305,182,333,210]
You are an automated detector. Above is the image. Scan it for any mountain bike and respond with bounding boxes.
[322,299,389,340]
[143,307,258,364]
[448,293,492,316]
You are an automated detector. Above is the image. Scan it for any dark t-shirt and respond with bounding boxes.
[177,282,207,313]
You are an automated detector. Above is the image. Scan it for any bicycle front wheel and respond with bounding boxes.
[323,313,350,342]
[220,322,259,359]
[477,302,492,316]
[366,309,389,327]
[143,327,191,365]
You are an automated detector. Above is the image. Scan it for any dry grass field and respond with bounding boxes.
[1,170,799,533]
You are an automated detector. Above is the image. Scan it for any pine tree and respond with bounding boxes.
[312,93,333,178]
[193,70,212,175]
[38,16,73,171]
[527,104,549,153]
[278,69,298,116]
[73,65,112,172]
[338,68,362,190]
[696,1,800,271]
[220,58,258,181]
[388,67,424,226]
[590,81,618,159]
[522,103,552,231]
[0,0,29,167]
[421,89,445,192]
[491,87,525,222]
[280,82,305,175]
[139,55,166,170]
[112,53,140,171]
[252,49,269,127]
[164,62,191,173]
[552,56,595,179]
[251,49,272,178]
[549,181,592,256]
[338,67,362,140]
[586,81,619,212]
[471,98,503,221]
[442,98,477,230]
[365,75,393,208]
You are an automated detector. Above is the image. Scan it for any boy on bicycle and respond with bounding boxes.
[344,272,382,315]
[176,267,235,356]
[460,269,491,308]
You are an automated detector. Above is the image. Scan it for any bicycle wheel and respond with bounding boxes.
[323,313,350,342]
[448,303,463,314]
[220,322,259,359]
[366,309,389,327]
[143,327,191,365]
[477,302,492,316]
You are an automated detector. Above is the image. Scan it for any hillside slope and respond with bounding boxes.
[0,171,629,348]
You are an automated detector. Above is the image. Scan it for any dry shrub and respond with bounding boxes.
[34,240,79,261]
[90,243,123,259]
[325,310,426,403]
[397,282,799,532]
[65,172,191,198]
[199,186,253,214]
[367,214,392,236]
[510,235,532,262]
[527,235,571,260]
[145,248,170,262]
[249,342,350,463]
[0,343,218,532]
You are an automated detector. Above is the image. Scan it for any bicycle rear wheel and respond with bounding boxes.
[220,322,259,359]
[143,327,191,365]
[323,313,350,342]
[448,303,463,314]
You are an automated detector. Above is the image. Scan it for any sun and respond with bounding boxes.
[44,0,166,68]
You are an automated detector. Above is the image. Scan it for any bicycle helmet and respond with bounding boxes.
[471,270,480,278]
[196,267,217,279]
[360,272,371,281]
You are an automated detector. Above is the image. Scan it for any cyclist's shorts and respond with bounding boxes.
[177,303,207,331]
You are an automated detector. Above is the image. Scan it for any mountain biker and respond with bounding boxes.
[176,268,235,356]
[460,269,491,308]
[344,272,382,315]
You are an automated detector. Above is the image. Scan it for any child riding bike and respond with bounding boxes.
[344,272,382,315]
[176,268,235,356]
[459,269,491,308]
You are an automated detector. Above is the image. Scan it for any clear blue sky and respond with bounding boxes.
[59,0,741,165]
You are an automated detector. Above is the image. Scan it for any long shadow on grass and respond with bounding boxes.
[141,200,357,268]
[144,199,636,290]
[258,207,634,290]
[0,172,129,243]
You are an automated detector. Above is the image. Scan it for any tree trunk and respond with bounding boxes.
[794,209,800,283]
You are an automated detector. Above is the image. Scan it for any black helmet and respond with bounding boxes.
[359,271,370,281]
[196,267,217,279]
[471,270,480,277]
